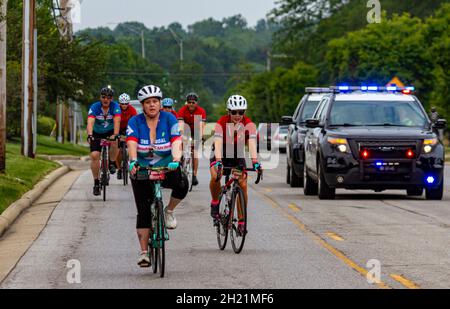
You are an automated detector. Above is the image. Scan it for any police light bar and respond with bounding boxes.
[305,87,333,94]
[330,86,415,94]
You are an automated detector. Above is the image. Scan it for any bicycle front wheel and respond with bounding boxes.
[216,190,229,251]
[230,187,247,254]
[156,200,166,278]
[102,148,108,202]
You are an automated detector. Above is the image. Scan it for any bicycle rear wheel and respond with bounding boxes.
[155,200,166,277]
[230,187,247,254]
[216,190,229,250]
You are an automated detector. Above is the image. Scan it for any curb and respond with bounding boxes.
[37,155,88,161]
[0,165,71,237]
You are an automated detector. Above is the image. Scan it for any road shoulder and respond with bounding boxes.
[0,170,82,283]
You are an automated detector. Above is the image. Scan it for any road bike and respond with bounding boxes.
[182,137,195,192]
[118,136,129,186]
[96,136,118,202]
[135,166,171,278]
[214,165,262,254]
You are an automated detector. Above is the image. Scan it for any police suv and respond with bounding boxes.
[303,86,447,200]
[283,88,332,187]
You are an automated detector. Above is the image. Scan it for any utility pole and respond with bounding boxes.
[52,0,74,143]
[0,0,8,172]
[266,50,288,72]
[21,0,36,158]
[169,28,184,99]
[141,29,145,59]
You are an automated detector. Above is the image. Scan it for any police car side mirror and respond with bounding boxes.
[305,118,321,128]
[433,119,447,130]
[282,116,294,125]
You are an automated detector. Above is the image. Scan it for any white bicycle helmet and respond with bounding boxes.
[137,85,163,102]
[227,95,248,110]
[118,93,131,104]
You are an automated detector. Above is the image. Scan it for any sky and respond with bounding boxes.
[72,0,277,32]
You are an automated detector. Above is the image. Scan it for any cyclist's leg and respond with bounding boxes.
[90,151,101,179]
[236,159,248,222]
[209,155,222,201]
[109,139,119,163]
[164,169,189,211]
[131,177,154,252]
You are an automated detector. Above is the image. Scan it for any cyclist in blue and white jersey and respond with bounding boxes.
[127,85,188,267]
[87,87,121,196]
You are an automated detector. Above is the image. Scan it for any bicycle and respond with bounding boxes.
[94,136,118,202]
[182,137,195,192]
[214,165,262,254]
[118,136,128,186]
[134,166,171,278]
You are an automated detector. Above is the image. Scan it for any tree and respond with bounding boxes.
[425,3,450,120]
[326,13,431,93]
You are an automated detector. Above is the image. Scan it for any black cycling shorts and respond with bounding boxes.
[210,154,247,177]
[90,130,114,153]
[130,168,188,229]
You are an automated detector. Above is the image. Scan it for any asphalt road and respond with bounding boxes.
[1,153,449,289]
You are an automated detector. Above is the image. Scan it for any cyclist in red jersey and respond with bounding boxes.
[209,95,262,228]
[117,93,137,180]
[177,92,206,186]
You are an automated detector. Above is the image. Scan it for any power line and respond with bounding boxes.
[105,71,265,77]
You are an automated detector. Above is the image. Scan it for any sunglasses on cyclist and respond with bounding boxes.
[187,101,197,105]
[230,110,245,116]
[102,95,113,100]
[120,103,129,105]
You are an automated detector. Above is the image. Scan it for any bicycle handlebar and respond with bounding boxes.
[216,166,263,184]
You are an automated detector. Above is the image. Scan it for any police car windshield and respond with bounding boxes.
[329,101,427,127]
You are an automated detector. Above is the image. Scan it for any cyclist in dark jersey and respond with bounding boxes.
[87,87,121,196]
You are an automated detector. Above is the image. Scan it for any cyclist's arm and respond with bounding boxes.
[113,115,121,136]
[87,117,95,136]
[247,122,258,161]
[127,140,138,161]
[248,138,258,161]
[171,138,182,162]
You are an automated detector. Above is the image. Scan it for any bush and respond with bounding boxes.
[37,116,56,136]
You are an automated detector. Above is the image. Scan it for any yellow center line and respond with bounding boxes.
[288,204,301,212]
[250,184,392,289]
[264,188,273,193]
[390,274,421,289]
[326,232,345,242]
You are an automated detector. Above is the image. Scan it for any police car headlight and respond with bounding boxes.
[337,144,348,153]
[423,138,438,154]
[328,137,350,153]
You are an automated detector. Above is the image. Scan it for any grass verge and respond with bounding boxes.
[0,143,59,214]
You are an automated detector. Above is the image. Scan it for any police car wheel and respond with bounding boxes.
[407,188,423,197]
[303,165,318,196]
[318,163,335,200]
[425,182,443,200]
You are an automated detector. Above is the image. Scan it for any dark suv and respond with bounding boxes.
[303,86,447,200]
[282,88,332,187]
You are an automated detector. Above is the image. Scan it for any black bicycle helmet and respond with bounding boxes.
[100,86,115,97]
[186,92,199,102]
